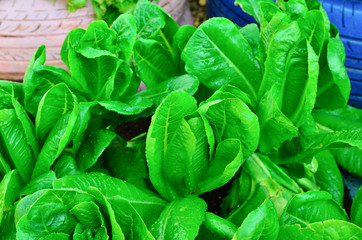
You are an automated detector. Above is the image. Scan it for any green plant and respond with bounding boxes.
[65,0,157,24]
[0,0,361,239]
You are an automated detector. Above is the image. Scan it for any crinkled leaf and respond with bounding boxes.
[277,220,362,240]
[53,172,167,227]
[235,0,274,23]
[183,18,261,104]
[199,94,259,159]
[111,13,137,61]
[280,191,349,226]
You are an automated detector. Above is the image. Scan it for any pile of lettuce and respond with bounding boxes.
[65,0,157,24]
[0,0,361,239]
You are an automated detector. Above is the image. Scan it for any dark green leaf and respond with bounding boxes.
[76,129,117,171]
[351,186,362,227]
[316,38,351,109]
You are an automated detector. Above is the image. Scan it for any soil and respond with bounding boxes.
[188,0,207,27]
[115,117,151,141]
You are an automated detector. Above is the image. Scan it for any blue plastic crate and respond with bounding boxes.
[207,0,362,108]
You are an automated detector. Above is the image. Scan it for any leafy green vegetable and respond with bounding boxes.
[1,0,362,238]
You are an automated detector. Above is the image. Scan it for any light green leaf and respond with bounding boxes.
[111,13,137,61]
[98,96,153,116]
[280,191,349,226]
[134,2,166,40]
[146,91,197,200]
[277,220,362,240]
[79,21,116,54]
[258,21,301,100]
[0,109,36,183]
[20,171,57,196]
[134,39,179,88]
[172,25,197,72]
[137,74,199,106]
[314,150,344,205]
[24,65,84,116]
[297,10,326,56]
[203,212,238,239]
[150,197,207,240]
[0,170,23,225]
[52,153,80,178]
[35,83,78,146]
[199,94,259,159]
[233,199,279,240]
[16,189,95,240]
[257,87,298,153]
[198,139,243,194]
[32,105,79,179]
[281,40,319,127]
[24,45,46,84]
[235,0,274,23]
